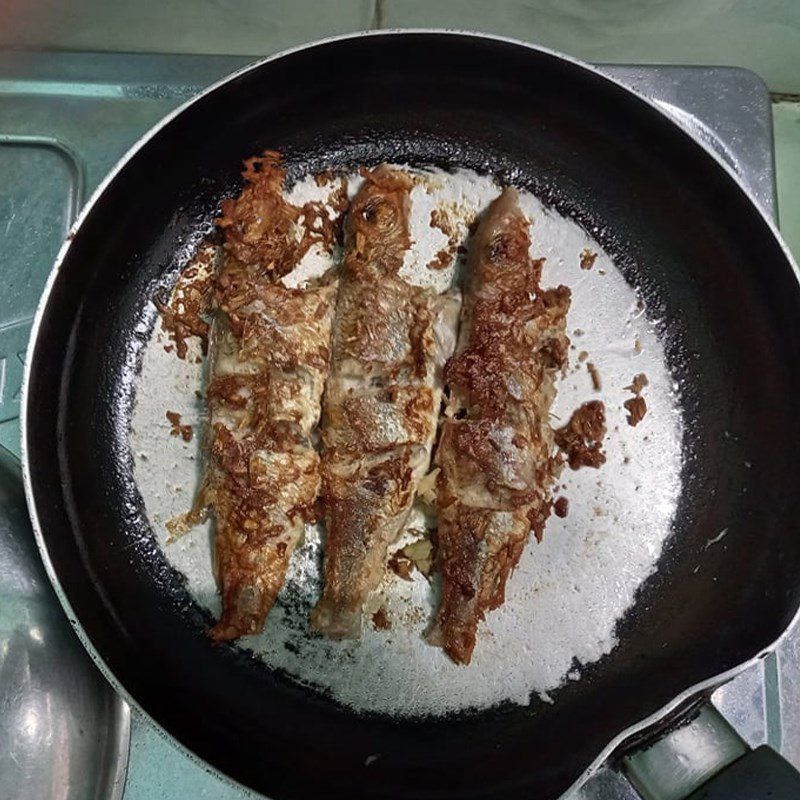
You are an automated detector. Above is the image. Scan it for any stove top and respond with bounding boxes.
[0,50,793,800]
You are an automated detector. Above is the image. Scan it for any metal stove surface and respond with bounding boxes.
[0,50,794,799]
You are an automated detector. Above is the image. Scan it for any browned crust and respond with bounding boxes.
[372,607,391,630]
[624,372,649,426]
[155,247,215,359]
[587,362,602,391]
[215,272,333,372]
[312,448,417,638]
[208,431,320,640]
[345,165,413,280]
[312,166,446,639]
[216,151,348,277]
[166,410,193,442]
[330,277,438,381]
[579,248,597,270]
[435,505,530,664]
[427,207,460,271]
[434,188,571,664]
[555,401,607,470]
[626,373,649,394]
[624,395,647,427]
[388,551,414,581]
[193,152,339,641]
[324,384,436,456]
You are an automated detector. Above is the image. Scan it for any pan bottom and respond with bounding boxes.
[130,165,683,717]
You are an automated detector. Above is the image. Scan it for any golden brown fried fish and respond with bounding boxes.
[311,166,460,638]
[431,188,571,664]
[173,153,340,641]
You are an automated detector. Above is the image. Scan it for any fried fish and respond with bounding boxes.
[311,166,460,638]
[431,188,571,664]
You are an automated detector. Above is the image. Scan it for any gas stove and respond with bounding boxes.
[0,50,794,800]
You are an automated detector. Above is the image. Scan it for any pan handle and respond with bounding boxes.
[621,700,800,800]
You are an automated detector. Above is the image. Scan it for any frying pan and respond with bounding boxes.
[21,31,800,800]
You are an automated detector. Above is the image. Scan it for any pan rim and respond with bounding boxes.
[20,28,800,798]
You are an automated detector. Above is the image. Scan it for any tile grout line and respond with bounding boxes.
[370,0,385,30]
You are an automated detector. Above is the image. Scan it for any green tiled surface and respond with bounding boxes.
[124,719,257,800]
[379,0,800,93]
[2,0,800,92]
[775,100,800,261]
[2,0,374,57]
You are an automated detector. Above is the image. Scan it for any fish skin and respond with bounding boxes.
[432,188,571,665]
[206,278,337,642]
[178,151,341,642]
[312,166,460,638]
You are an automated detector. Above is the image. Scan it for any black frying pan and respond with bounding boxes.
[21,31,800,800]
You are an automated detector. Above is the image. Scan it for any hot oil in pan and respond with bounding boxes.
[129,167,682,716]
